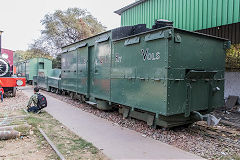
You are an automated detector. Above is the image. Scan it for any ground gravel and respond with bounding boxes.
[31,88,240,160]
[0,89,28,116]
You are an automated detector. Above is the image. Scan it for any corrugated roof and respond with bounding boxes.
[119,0,240,31]
[114,0,147,15]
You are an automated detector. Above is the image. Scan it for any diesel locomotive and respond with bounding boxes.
[33,21,229,128]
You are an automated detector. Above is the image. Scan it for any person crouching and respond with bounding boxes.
[27,87,41,113]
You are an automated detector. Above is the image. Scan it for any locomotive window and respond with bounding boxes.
[39,62,44,69]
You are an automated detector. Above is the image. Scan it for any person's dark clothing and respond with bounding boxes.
[27,106,41,113]
[27,93,41,113]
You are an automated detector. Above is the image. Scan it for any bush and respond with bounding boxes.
[226,44,240,71]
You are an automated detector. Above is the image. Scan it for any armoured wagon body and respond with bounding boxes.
[29,22,228,127]
[47,69,61,91]
[61,31,112,102]
[111,27,226,127]
[60,25,228,127]
[34,68,61,92]
[16,58,52,84]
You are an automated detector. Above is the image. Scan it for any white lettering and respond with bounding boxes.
[140,49,161,61]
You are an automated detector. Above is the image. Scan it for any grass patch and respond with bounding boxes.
[14,125,31,136]
[220,153,240,160]
[9,119,25,126]
[25,111,107,160]
[25,115,42,128]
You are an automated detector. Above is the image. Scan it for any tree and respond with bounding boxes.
[52,54,61,68]
[226,44,240,71]
[38,8,106,52]
[14,50,53,62]
[27,8,106,67]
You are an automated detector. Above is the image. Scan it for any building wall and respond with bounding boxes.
[225,72,240,101]
[196,22,240,44]
[121,0,240,31]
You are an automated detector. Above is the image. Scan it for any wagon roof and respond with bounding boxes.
[112,26,228,42]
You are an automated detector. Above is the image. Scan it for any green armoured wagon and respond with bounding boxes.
[111,26,227,127]
[35,69,49,90]
[61,31,112,104]
[16,61,26,77]
[16,58,52,84]
[47,69,61,93]
[33,69,61,92]
[61,23,228,127]
[61,49,78,94]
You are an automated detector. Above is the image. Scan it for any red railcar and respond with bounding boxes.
[0,49,26,96]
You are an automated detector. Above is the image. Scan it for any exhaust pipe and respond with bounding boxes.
[191,111,221,126]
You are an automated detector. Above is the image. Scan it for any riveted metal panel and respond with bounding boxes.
[37,73,48,90]
[48,69,61,89]
[61,50,77,92]
[61,31,112,101]
[120,0,240,31]
[89,33,111,101]
[111,26,226,116]
[77,46,88,95]
[111,28,170,115]
[166,28,226,116]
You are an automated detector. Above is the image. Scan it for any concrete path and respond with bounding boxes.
[22,87,204,160]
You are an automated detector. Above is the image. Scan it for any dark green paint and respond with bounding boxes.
[61,26,226,127]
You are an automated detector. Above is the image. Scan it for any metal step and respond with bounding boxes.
[85,101,97,105]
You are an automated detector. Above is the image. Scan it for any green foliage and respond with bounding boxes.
[41,8,106,47]
[226,44,240,71]
[27,7,106,61]
[52,54,61,68]
[29,7,106,57]
[14,49,53,62]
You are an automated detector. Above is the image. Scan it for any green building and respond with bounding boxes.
[115,0,240,44]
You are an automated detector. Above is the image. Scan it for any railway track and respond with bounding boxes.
[189,122,240,149]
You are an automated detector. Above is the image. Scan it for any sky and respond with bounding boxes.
[0,0,135,51]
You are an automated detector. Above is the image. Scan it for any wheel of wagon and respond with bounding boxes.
[51,87,55,93]
[62,91,66,96]
[182,122,194,128]
[80,95,86,103]
[57,89,62,95]
[12,87,16,97]
[70,92,75,100]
